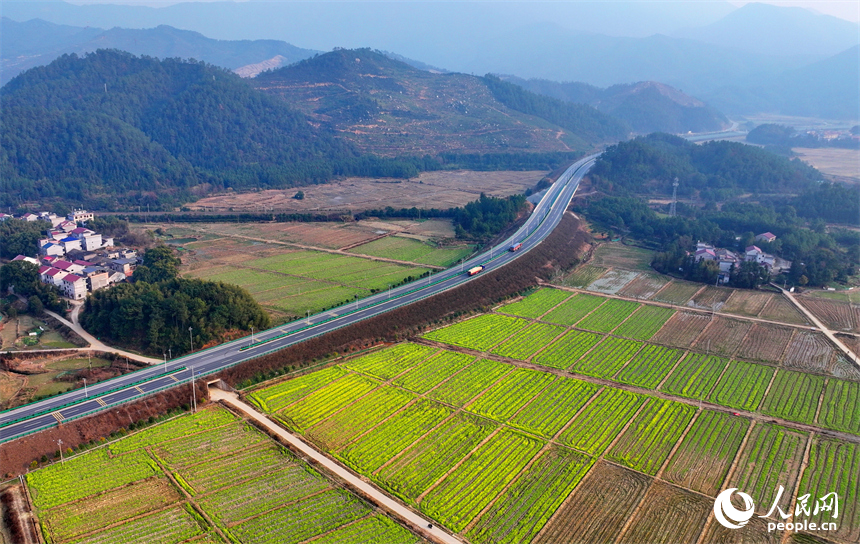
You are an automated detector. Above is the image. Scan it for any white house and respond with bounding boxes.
[81,233,103,251]
[60,237,82,252]
[21,213,38,222]
[52,260,85,275]
[12,255,40,265]
[60,274,88,300]
[68,210,94,223]
[45,268,68,286]
[39,243,65,257]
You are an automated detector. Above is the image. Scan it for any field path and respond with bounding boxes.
[772,284,860,368]
[209,387,465,544]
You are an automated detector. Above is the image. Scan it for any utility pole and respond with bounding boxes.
[670,178,679,217]
[189,326,193,352]
[191,367,197,414]
[306,310,310,325]
[164,353,167,373]
[83,378,88,398]
[388,284,391,299]
[58,439,64,464]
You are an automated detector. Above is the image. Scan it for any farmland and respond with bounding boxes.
[796,438,860,543]
[184,240,432,321]
[342,342,437,380]
[817,379,860,435]
[491,322,567,360]
[497,288,570,318]
[783,331,840,373]
[585,268,640,295]
[728,423,807,516]
[467,446,594,544]
[392,350,475,393]
[574,298,640,332]
[661,410,750,495]
[532,329,603,369]
[465,368,554,421]
[693,316,751,356]
[799,297,859,333]
[759,295,810,325]
[723,290,774,317]
[248,365,346,413]
[572,335,642,379]
[541,293,605,326]
[650,311,712,348]
[621,482,711,544]
[615,344,683,389]
[509,378,599,438]
[557,264,607,288]
[606,398,696,475]
[688,286,733,311]
[736,322,793,363]
[618,273,670,299]
[612,304,674,340]
[421,428,544,532]
[24,407,420,544]
[651,281,702,305]
[347,235,474,267]
[277,372,379,431]
[557,388,645,455]
[423,314,528,351]
[708,360,774,412]
[659,353,729,401]
[533,461,651,544]
[759,370,825,425]
[426,358,512,407]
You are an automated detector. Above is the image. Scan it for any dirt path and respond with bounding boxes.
[772,283,860,368]
[209,387,464,544]
[43,307,160,365]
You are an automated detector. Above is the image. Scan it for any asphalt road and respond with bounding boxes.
[0,154,598,444]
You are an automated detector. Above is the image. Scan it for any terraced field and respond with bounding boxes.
[498,288,570,318]
[423,314,529,351]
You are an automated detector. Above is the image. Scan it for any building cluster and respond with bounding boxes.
[7,210,139,301]
[693,232,790,283]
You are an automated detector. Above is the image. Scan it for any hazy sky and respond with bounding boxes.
[63,1,860,23]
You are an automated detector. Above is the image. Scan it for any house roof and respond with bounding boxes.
[73,260,91,267]
[53,260,74,270]
[745,245,762,253]
[757,232,776,239]
[695,248,716,257]
[12,255,26,261]
[63,274,83,283]
[70,227,91,234]
[38,266,51,274]
[47,269,66,278]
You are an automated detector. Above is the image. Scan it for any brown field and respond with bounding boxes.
[759,296,810,326]
[698,517,782,544]
[688,286,734,312]
[556,265,608,289]
[799,297,859,333]
[736,323,794,364]
[694,317,753,356]
[722,291,774,317]
[827,353,860,382]
[652,281,703,305]
[139,218,457,251]
[651,312,713,348]
[836,333,860,355]
[782,331,836,373]
[793,147,860,184]
[188,170,544,212]
[618,274,670,300]
[533,461,651,544]
[620,482,711,544]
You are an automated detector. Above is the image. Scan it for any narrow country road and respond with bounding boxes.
[208,387,465,544]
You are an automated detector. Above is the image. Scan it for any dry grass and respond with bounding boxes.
[793,147,860,184]
[188,170,544,213]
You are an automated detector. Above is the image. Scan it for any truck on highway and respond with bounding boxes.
[509,242,523,252]
[467,265,484,276]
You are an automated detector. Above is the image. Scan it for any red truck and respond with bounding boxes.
[467,265,484,276]
[509,242,523,252]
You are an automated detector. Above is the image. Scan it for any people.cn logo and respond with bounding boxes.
[714,488,756,529]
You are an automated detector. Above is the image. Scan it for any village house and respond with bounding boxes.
[755,232,777,243]
[60,274,88,300]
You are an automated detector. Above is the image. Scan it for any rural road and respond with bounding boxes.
[209,387,464,544]
[0,154,598,443]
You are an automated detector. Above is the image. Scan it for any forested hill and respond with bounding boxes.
[0,50,422,210]
[253,48,628,156]
[589,133,823,201]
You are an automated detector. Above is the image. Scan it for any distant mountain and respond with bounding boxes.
[673,3,859,59]
[0,17,318,85]
[770,46,860,120]
[503,77,729,134]
[252,48,628,156]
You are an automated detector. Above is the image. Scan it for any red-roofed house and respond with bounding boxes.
[21,213,38,222]
[755,232,777,243]
[52,260,84,274]
[60,274,87,300]
[12,255,39,265]
[45,268,68,286]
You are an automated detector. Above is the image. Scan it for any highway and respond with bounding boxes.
[0,154,598,444]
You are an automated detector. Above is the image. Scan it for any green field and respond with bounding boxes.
[759,370,825,425]
[498,288,571,318]
[572,336,642,378]
[708,360,774,412]
[817,379,860,434]
[615,344,683,389]
[575,298,641,333]
[509,378,599,438]
[612,305,675,340]
[342,343,437,380]
[491,322,567,360]
[277,373,379,431]
[26,407,419,544]
[392,350,475,394]
[423,314,529,351]
[426,358,513,408]
[466,368,554,422]
[557,388,645,456]
[348,235,474,267]
[532,329,603,369]
[607,398,696,475]
[541,293,606,326]
[186,248,431,319]
[248,366,347,413]
[660,353,729,401]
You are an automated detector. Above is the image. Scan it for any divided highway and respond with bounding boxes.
[0,154,598,444]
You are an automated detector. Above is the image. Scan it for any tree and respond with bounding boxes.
[0,261,40,295]
[138,246,181,283]
[729,260,770,289]
[294,190,305,200]
[28,295,44,316]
